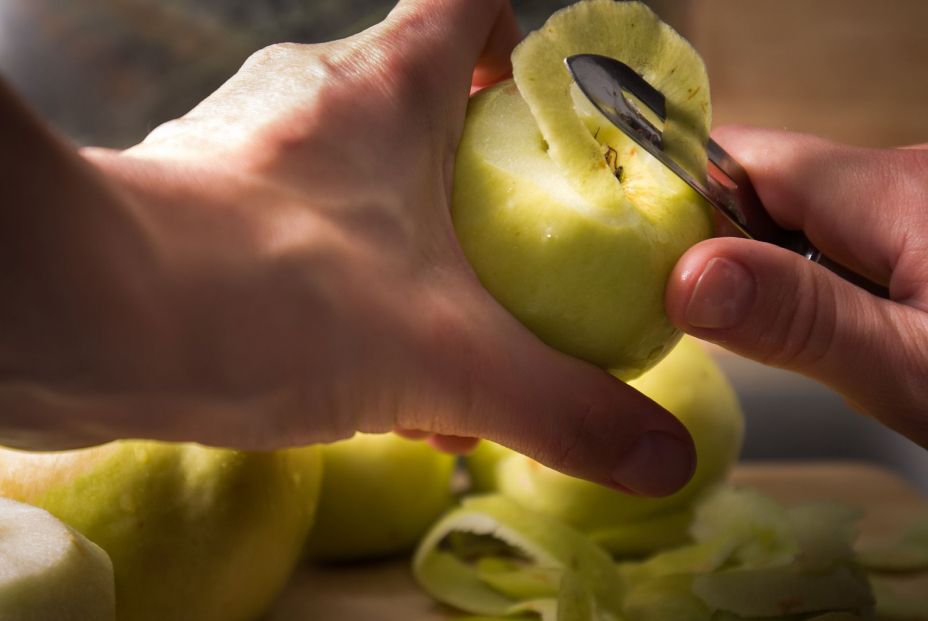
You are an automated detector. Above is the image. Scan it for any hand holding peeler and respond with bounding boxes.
[565,54,889,299]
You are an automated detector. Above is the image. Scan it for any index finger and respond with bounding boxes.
[712,126,928,285]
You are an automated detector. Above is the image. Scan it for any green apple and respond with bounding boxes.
[453,0,713,378]
[465,438,512,494]
[304,432,456,562]
[0,441,321,621]
[0,496,114,620]
[490,337,744,553]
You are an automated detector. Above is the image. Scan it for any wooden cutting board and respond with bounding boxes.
[264,462,928,620]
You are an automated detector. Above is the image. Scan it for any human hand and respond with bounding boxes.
[666,126,928,447]
[2,0,695,496]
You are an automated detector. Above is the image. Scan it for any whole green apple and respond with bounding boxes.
[0,496,115,620]
[453,0,713,378]
[488,337,744,552]
[466,438,513,494]
[304,432,456,562]
[0,441,321,621]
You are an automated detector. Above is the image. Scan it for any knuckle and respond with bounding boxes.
[889,311,928,411]
[761,267,838,370]
[241,42,307,71]
[373,17,445,108]
[544,402,598,474]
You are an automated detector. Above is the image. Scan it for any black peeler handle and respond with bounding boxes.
[708,140,891,299]
[565,53,891,300]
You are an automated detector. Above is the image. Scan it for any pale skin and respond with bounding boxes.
[1,0,924,499]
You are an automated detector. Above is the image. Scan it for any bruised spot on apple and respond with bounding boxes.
[453,0,713,379]
[304,432,457,562]
[0,441,322,621]
[465,337,744,554]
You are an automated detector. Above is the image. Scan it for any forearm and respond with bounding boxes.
[0,79,171,448]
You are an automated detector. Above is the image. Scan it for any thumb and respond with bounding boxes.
[665,237,928,441]
[379,0,520,110]
[460,318,697,497]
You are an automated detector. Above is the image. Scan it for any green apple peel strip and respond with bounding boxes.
[412,494,623,620]
[511,0,710,223]
[413,487,886,620]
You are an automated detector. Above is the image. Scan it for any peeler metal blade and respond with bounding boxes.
[565,53,888,298]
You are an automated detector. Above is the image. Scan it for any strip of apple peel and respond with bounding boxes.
[476,557,561,600]
[856,514,928,572]
[868,573,928,620]
[412,495,623,620]
[621,575,711,621]
[689,486,800,568]
[511,0,710,217]
[588,509,692,556]
[692,565,874,617]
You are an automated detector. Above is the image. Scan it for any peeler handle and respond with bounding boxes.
[709,141,890,299]
[563,54,891,300]
[805,247,891,299]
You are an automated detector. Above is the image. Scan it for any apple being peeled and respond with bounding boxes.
[0,441,321,621]
[453,0,713,378]
[304,432,456,562]
[0,497,114,620]
[486,337,744,554]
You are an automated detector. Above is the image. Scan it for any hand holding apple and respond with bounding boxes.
[467,337,744,554]
[3,0,694,497]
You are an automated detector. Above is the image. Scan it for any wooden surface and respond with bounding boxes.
[688,0,928,147]
[264,462,928,620]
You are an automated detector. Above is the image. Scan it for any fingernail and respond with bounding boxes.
[685,257,755,329]
[611,431,695,497]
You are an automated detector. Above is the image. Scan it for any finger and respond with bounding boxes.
[380,0,519,115]
[712,126,928,285]
[424,308,697,497]
[395,428,478,454]
[394,427,431,440]
[666,236,928,446]
[427,434,480,454]
[471,3,521,88]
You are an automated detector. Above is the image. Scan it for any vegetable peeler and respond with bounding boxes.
[565,53,889,298]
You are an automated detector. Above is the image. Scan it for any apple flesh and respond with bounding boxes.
[0,496,115,620]
[0,441,321,621]
[453,0,713,378]
[304,432,456,562]
[485,337,744,552]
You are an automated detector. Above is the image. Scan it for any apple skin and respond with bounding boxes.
[474,337,743,548]
[452,81,712,379]
[465,437,513,494]
[0,441,321,621]
[304,432,456,562]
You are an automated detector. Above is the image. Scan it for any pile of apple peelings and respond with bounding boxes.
[413,486,903,621]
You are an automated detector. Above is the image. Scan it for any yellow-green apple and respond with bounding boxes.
[0,496,115,620]
[452,0,713,379]
[304,432,456,562]
[487,337,744,553]
[465,438,512,494]
[0,441,321,621]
